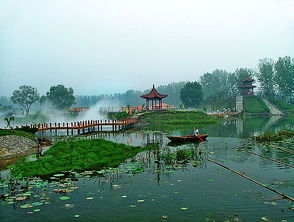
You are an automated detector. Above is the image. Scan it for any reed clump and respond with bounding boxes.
[253,130,294,143]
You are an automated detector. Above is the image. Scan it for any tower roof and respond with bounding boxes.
[140,84,167,99]
[240,78,255,82]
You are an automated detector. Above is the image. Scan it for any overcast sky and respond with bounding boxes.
[0,0,293,96]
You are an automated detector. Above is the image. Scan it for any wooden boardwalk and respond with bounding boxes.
[22,116,140,135]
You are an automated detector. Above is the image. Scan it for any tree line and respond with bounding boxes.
[10,85,75,115]
[181,56,293,108]
[6,56,293,113]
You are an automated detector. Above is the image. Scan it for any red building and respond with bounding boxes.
[239,78,256,95]
[140,85,167,110]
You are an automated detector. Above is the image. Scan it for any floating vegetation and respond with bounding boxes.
[180,207,188,210]
[253,130,294,143]
[59,196,71,201]
[9,138,156,177]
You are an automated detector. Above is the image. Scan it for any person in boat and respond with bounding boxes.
[194,128,200,137]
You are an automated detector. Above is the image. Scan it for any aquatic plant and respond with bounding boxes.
[161,148,204,164]
[253,133,283,143]
[253,129,293,143]
[10,138,156,177]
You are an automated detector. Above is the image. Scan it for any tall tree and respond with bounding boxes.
[180,82,203,108]
[274,56,294,103]
[256,58,275,97]
[10,85,40,115]
[46,85,76,110]
[200,69,232,102]
[234,68,255,82]
[227,73,239,98]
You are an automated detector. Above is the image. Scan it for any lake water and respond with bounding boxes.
[0,116,293,222]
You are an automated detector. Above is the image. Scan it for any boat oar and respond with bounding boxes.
[197,135,204,142]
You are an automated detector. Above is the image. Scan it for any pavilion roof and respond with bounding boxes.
[240,78,255,82]
[140,85,167,99]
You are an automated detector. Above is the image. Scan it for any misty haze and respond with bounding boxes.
[0,0,293,221]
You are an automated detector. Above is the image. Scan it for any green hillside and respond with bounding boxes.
[267,97,294,114]
[243,96,270,114]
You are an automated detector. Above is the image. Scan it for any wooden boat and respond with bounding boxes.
[167,134,208,142]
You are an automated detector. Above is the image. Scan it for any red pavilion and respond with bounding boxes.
[239,78,256,95]
[140,85,167,110]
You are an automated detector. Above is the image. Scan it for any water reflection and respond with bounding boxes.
[1,116,294,222]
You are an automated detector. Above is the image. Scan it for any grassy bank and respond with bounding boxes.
[0,130,37,140]
[107,111,131,120]
[139,111,218,130]
[267,97,294,114]
[10,138,155,177]
[202,98,236,112]
[243,96,270,114]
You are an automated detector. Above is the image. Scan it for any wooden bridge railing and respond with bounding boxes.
[17,116,140,135]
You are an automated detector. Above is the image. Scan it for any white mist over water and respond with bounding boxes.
[76,100,121,121]
[0,100,123,128]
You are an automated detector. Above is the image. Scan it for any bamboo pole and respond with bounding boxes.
[207,157,294,202]
[268,144,294,154]
[241,149,294,168]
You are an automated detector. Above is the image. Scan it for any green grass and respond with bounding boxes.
[139,111,218,130]
[10,138,155,177]
[0,129,37,140]
[267,97,294,113]
[202,98,236,112]
[243,96,270,114]
[107,111,131,120]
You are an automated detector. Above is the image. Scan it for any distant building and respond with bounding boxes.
[239,78,256,95]
[68,107,89,112]
[140,85,167,110]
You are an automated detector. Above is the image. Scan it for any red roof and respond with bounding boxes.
[140,85,167,99]
[241,78,255,82]
[239,85,256,88]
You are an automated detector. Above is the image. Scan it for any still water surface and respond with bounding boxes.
[0,117,293,222]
